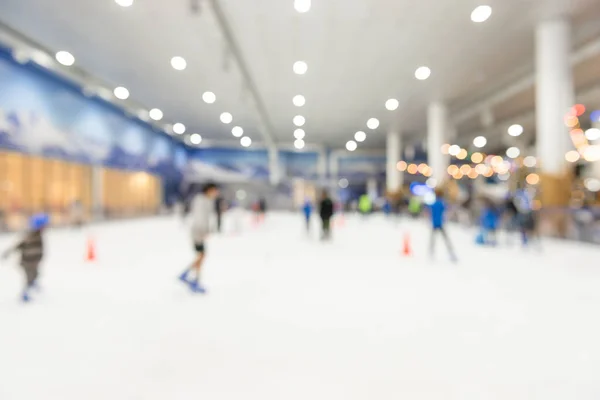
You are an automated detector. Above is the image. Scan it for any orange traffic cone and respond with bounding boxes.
[402,233,412,257]
[86,237,96,262]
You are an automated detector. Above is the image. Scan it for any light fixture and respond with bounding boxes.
[397,161,407,171]
[346,140,357,151]
[473,136,487,148]
[526,173,540,185]
[448,145,461,156]
[565,150,580,163]
[508,124,524,137]
[240,136,252,147]
[506,147,520,159]
[294,139,305,149]
[220,112,233,124]
[190,133,202,145]
[294,129,305,140]
[232,126,244,137]
[173,123,186,135]
[385,98,399,111]
[293,61,308,75]
[113,86,129,100]
[585,128,600,141]
[498,173,511,181]
[149,108,163,121]
[171,56,187,71]
[366,118,379,130]
[523,156,537,168]
[457,149,468,160]
[202,91,216,104]
[583,145,600,162]
[471,152,484,163]
[293,115,306,127]
[471,5,492,22]
[55,51,75,66]
[584,178,600,192]
[338,178,349,189]
[293,95,306,107]
[294,0,311,13]
[354,131,366,142]
[115,0,133,7]
[415,66,431,80]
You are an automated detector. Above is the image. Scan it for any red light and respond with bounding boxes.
[573,104,586,117]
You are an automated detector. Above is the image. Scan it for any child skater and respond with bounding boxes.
[179,183,219,293]
[428,188,457,262]
[319,190,334,240]
[2,213,49,302]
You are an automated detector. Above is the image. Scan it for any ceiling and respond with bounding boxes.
[0,0,600,151]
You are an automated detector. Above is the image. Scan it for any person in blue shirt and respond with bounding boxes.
[480,198,500,245]
[302,199,313,233]
[428,188,457,262]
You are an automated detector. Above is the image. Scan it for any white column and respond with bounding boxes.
[386,131,402,192]
[536,18,574,174]
[317,148,327,182]
[427,102,448,182]
[366,178,378,199]
[268,147,280,185]
[329,151,339,182]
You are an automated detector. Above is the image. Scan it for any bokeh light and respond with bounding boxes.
[506,147,520,159]
[441,144,450,154]
[572,104,586,117]
[467,169,479,179]
[523,156,537,168]
[565,150,580,163]
[448,145,461,156]
[457,149,468,160]
[447,165,459,175]
[508,124,523,137]
[582,145,600,162]
[460,165,471,174]
[564,115,579,128]
[584,178,600,192]
[407,164,418,174]
[585,128,600,141]
[473,136,487,148]
[471,152,484,163]
[417,163,428,174]
[397,161,407,171]
[526,173,540,185]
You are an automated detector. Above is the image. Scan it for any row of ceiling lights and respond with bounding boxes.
[292,9,308,149]
[342,5,493,153]
[55,0,255,148]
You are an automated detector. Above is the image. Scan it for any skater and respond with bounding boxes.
[2,213,49,302]
[215,195,225,233]
[302,199,313,233]
[70,199,84,228]
[179,183,220,293]
[480,198,500,245]
[319,190,334,240]
[358,193,372,216]
[258,197,267,223]
[427,188,457,262]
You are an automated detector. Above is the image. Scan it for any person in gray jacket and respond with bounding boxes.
[179,183,220,293]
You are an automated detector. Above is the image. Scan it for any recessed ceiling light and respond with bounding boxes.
[415,66,431,80]
[190,133,202,145]
[366,118,379,130]
[149,108,163,121]
[294,0,311,13]
[293,61,308,75]
[293,95,306,107]
[506,147,520,159]
[385,98,399,111]
[508,124,524,137]
[355,131,366,142]
[346,140,358,152]
[232,126,244,137]
[473,136,487,148]
[471,5,492,23]
[294,139,305,149]
[55,51,75,66]
[171,56,187,71]
[240,136,252,147]
[293,115,306,127]
[173,123,186,135]
[294,129,305,140]
[115,0,133,7]
[202,91,216,104]
[220,112,233,124]
[114,86,129,100]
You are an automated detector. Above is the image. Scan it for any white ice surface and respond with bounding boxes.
[1,212,599,400]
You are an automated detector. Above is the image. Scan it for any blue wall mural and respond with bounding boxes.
[280,151,319,179]
[0,47,186,203]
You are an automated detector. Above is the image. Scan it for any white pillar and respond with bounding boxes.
[329,152,339,182]
[268,147,280,185]
[427,102,448,182]
[386,131,402,192]
[317,149,327,182]
[536,18,574,174]
[366,178,378,199]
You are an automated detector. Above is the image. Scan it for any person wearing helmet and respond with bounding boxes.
[2,213,49,302]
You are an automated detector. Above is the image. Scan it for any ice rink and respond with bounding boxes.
[1,212,600,400]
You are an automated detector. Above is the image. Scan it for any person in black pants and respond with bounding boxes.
[215,196,225,233]
[319,190,334,240]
